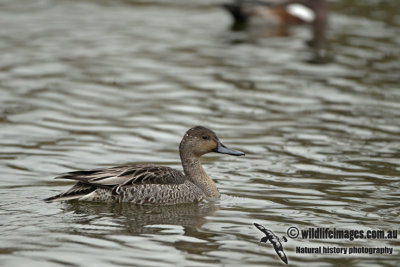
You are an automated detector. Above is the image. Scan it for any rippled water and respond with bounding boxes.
[1,0,399,266]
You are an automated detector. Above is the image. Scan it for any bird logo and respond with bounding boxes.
[254,223,288,264]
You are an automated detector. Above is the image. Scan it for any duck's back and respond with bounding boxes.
[45,164,205,204]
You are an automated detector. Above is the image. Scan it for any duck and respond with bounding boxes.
[44,126,245,204]
[223,0,328,26]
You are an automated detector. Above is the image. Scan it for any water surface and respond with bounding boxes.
[0,0,399,266]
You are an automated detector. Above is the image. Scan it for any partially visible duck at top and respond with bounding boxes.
[223,0,328,26]
[44,126,244,205]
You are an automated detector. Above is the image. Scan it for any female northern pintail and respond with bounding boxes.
[223,0,328,26]
[45,126,244,204]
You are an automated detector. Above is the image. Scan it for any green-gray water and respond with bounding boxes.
[0,0,399,266]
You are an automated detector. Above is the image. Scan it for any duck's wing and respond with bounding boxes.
[44,164,186,202]
[55,164,186,186]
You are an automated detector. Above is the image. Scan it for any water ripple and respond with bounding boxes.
[0,0,399,266]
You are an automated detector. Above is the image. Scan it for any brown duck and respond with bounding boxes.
[223,0,328,26]
[45,126,244,204]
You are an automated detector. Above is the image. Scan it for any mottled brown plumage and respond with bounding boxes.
[45,126,244,204]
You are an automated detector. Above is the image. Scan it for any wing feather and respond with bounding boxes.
[55,164,186,187]
[43,182,96,202]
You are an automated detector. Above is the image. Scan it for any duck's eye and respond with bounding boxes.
[202,135,209,140]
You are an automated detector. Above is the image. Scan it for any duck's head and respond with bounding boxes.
[180,126,244,158]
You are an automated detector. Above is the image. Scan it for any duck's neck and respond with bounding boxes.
[180,151,220,198]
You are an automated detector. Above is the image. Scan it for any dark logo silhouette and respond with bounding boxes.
[254,223,288,264]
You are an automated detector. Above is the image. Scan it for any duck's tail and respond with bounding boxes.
[44,182,96,202]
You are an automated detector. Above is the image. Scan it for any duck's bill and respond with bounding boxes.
[214,141,245,156]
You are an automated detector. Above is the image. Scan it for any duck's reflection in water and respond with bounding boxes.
[62,200,219,235]
[60,201,220,256]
